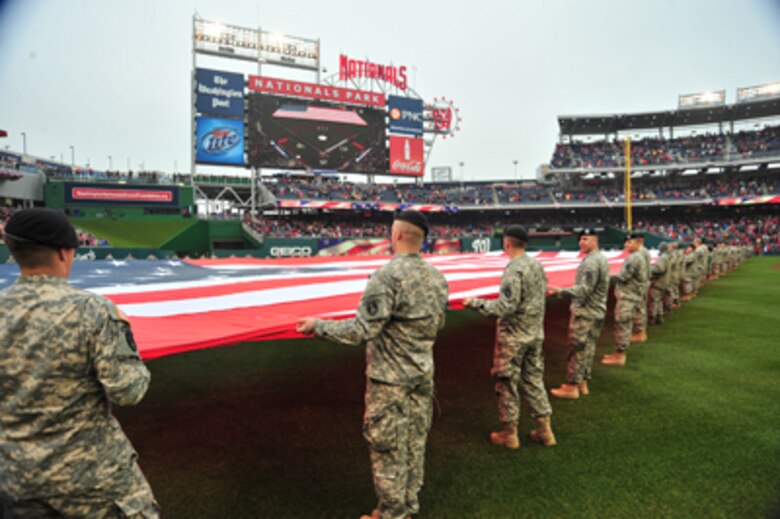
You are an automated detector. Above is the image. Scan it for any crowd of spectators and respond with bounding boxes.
[244,214,496,240]
[634,215,779,253]
[551,124,780,169]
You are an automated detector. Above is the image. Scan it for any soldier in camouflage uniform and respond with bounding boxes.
[649,242,672,325]
[463,225,556,449]
[671,241,684,308]
[602,233,648,366]
[632,233,651,342]
[548,229,610,400]
[680,243,697,302]
[0,208,159,518]
[297,211,449,519]
[693,237,709,292]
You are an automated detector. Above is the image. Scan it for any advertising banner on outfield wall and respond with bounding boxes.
[388,95,423,136]
[63,183,180,207]
[195,117,245,166]
[389,136,424,176]
[195,68,245,117]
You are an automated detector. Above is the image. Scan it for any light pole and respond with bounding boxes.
[108,155,113,170]
[21,132,27,154]
[69,146,75,166]
[459,161,465,190]
[513,160,518,182]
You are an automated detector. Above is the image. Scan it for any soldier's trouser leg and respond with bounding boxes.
[565,315,601,384]
[614,298,635,353]
[518,340,552,418]
[672,281,680,304]
[493,373,521,426]
[364,380,432,519]
[663,288,673,313]
[650,288,664,323]
[633,290,648,333]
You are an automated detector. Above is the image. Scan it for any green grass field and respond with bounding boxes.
[106,257,780,517]
[72,218,196,248]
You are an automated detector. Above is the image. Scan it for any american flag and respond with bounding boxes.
[0,251,638,360]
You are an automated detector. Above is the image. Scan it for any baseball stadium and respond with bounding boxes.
[1,2,779,518]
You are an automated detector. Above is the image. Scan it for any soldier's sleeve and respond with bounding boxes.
[314,272,394,346]
[612,256,633,284]
[88,298,151,406]
[468,266,522,318]
[560,259,599,300]
[437,275,450,331]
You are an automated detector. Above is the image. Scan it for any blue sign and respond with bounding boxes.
[196,68,245,117]
[387,95,424,136]
[196,117,245,166]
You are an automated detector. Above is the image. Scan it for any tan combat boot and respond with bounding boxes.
[489,422,520,449]
[630,330,647,343]
[550,383,580,399]
[529,416,557,447]
[578,380,589,396]
[601,352,626,366]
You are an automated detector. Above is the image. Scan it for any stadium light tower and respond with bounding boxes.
[69,145,75,166]
[459,161,465,190]
[108,155,113,170]
[21,132,27,154]
[513,159,518,182]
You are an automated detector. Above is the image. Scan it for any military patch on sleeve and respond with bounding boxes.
[366,299,379,316]
[502,283,512,298]
[585,271,594,285]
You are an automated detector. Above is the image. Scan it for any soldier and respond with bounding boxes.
[631,233,651,343]
[548,229,610,400]
[463,225,556,449]
[297,210,449,519]
[602,232,648,366]
[0,208,159,517]
[649,242,672,325]
[664,241,682,313]
[693,237,709,292]
[680,243,697,302]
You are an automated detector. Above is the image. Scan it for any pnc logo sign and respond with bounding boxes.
[387,95,424,137]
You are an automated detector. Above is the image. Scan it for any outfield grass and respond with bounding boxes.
[72,218,197,248]
[111,256,778,517]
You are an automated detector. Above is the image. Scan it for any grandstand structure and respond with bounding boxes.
[2,82,779,260]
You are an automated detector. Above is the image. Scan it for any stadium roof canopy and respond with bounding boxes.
[558,97,780,136]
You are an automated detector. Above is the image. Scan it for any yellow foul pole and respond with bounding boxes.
[624,137,632,231]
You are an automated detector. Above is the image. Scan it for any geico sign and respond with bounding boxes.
[269,246,313,257]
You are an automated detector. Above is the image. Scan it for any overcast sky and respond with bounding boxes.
[1,0,779,182]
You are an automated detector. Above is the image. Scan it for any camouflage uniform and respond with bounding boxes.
[0,275,159,518]
[633,245,652,334]
[670,245,683,306]
[693,243,709,290]
[681,250,697,297]
[649,245,672,324]
[612,251,648,352]
[557,250,610,384]
[314,253,449,519]
[465,254,551,427]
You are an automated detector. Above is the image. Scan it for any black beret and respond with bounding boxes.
[394,210,429,236]
[4,208,79,249]
[503,225,528,242]
[578,228,599,239]
[625,232,643,240]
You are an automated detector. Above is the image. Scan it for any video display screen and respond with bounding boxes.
[247,93,387,173]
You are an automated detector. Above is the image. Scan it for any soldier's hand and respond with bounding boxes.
[296,317,316,335]
[462,298,473,308]
[548,286,560,296]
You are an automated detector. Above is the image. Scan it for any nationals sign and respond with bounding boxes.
[248,75,385,107]
[339,54,408,91]
[389,136,424,176]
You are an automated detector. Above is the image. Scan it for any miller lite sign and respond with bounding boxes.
[389,136,424,176]
[387,95,423,137]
